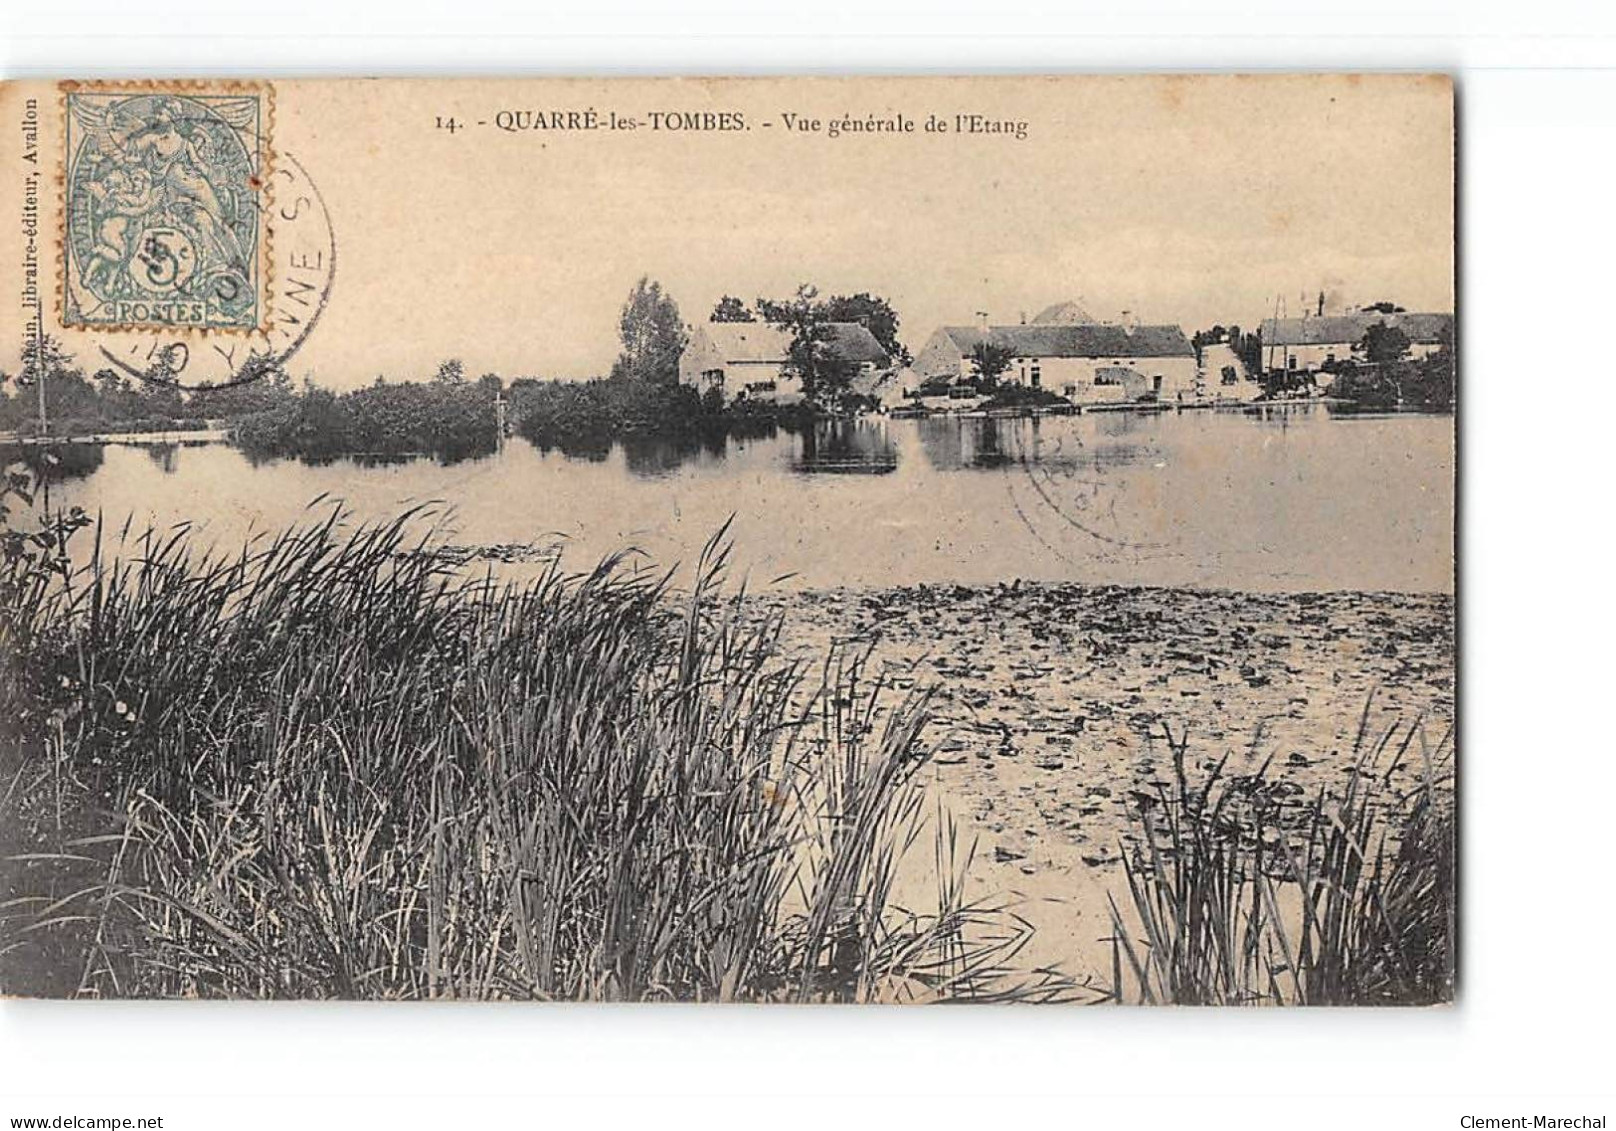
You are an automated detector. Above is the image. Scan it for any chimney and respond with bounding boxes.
[975,310,990,332]
[1018,310,1027,325]
[1120,309,1138,333]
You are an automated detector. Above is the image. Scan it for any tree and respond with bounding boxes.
[967,341,1013,386]
[1407,327,1455,409]
[1190,325,1229,365]
[434,358,466,385]
[1232,327,1263,377]
[7,334,93,434]
[748,285,909,409]
[818,292,910,366]
[1362,301,1407,315]
[711,295,755,323]
[1360,323,1412,365]
[754,295,793,324]
[612,276,688,385]
[763,284,859,410]
[12,333,79,391]
[189,366,296,420]
[1329,364,1398,408]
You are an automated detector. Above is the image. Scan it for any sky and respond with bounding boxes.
[6,74,1455,388]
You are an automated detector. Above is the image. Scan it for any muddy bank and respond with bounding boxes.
[751,582,1455,982]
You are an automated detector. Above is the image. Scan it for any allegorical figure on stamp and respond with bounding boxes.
[64,89,264,330]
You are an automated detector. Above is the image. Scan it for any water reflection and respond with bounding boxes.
[545,434,613,463]
[27,405,1455,594]
[541,417,903,478]
[913,409,1271,476]
[792,420,897,475]
[914,416,1019,471]
[0,441,106,483]
[515,406,1435,481]
[621,428,729,479]
[143,443,178,474]
[917,415,1097,472]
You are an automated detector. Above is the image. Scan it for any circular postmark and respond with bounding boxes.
[93,152,336,392]
[996,417,1170,567]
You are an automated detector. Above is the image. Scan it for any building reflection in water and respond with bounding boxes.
[791,418,898,475]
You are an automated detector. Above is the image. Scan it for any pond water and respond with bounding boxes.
[27,405,1454,594]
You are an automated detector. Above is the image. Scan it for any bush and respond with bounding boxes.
[977,385,1070,411]
[510,377,712,450]
[0,334,296,437]
[1329,363,1400,409]
[1403,349,1455,410]
[1330,349,1454,411]
[232,379,499,464]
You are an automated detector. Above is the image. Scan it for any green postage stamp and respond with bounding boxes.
[61,82,270,333]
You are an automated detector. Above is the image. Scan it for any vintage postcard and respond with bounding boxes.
[0,75,1455,1003]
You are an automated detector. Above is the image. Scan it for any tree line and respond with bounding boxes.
[2,274,921,463]
[514,278,912,449]
[0,335,297,438]
[0,338,507,464]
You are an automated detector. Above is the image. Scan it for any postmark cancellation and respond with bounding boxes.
[59,81,272,334]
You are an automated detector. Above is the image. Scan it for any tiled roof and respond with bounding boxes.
[698,321,890,366]
[940,323,1194,359]
[1260,312,1453,347]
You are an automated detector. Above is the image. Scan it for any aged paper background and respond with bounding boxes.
[0,74,1455,1004]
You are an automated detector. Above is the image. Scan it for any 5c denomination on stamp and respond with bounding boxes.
[61,81,272,334]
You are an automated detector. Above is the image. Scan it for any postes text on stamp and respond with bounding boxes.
[62,83,270,334]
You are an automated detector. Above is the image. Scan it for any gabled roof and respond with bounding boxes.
[697,322,789,364]
[695,321,890,366]
[938,323,1194,359]
[1030,300,1099,325]
[1260,312,1453,347]
[820,323,892,365]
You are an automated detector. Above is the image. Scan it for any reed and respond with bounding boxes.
[1106,708,1455,1006]
[0,503,1070,1002]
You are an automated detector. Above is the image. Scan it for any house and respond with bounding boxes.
[852,365,914,411]
[911,307,1198,405]
[1258,311,1454,375]
[677,321,891,405]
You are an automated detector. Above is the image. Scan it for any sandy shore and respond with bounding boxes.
[750,582,1455,985]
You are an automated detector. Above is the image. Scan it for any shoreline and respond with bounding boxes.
[0,395,1455,453]
[745,575,1456,602]
[1,427,229,445]
[453,554,1457,601]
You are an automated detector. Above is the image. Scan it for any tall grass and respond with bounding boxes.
[1107,708,1455,1006]
[0,504,1069,1002]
